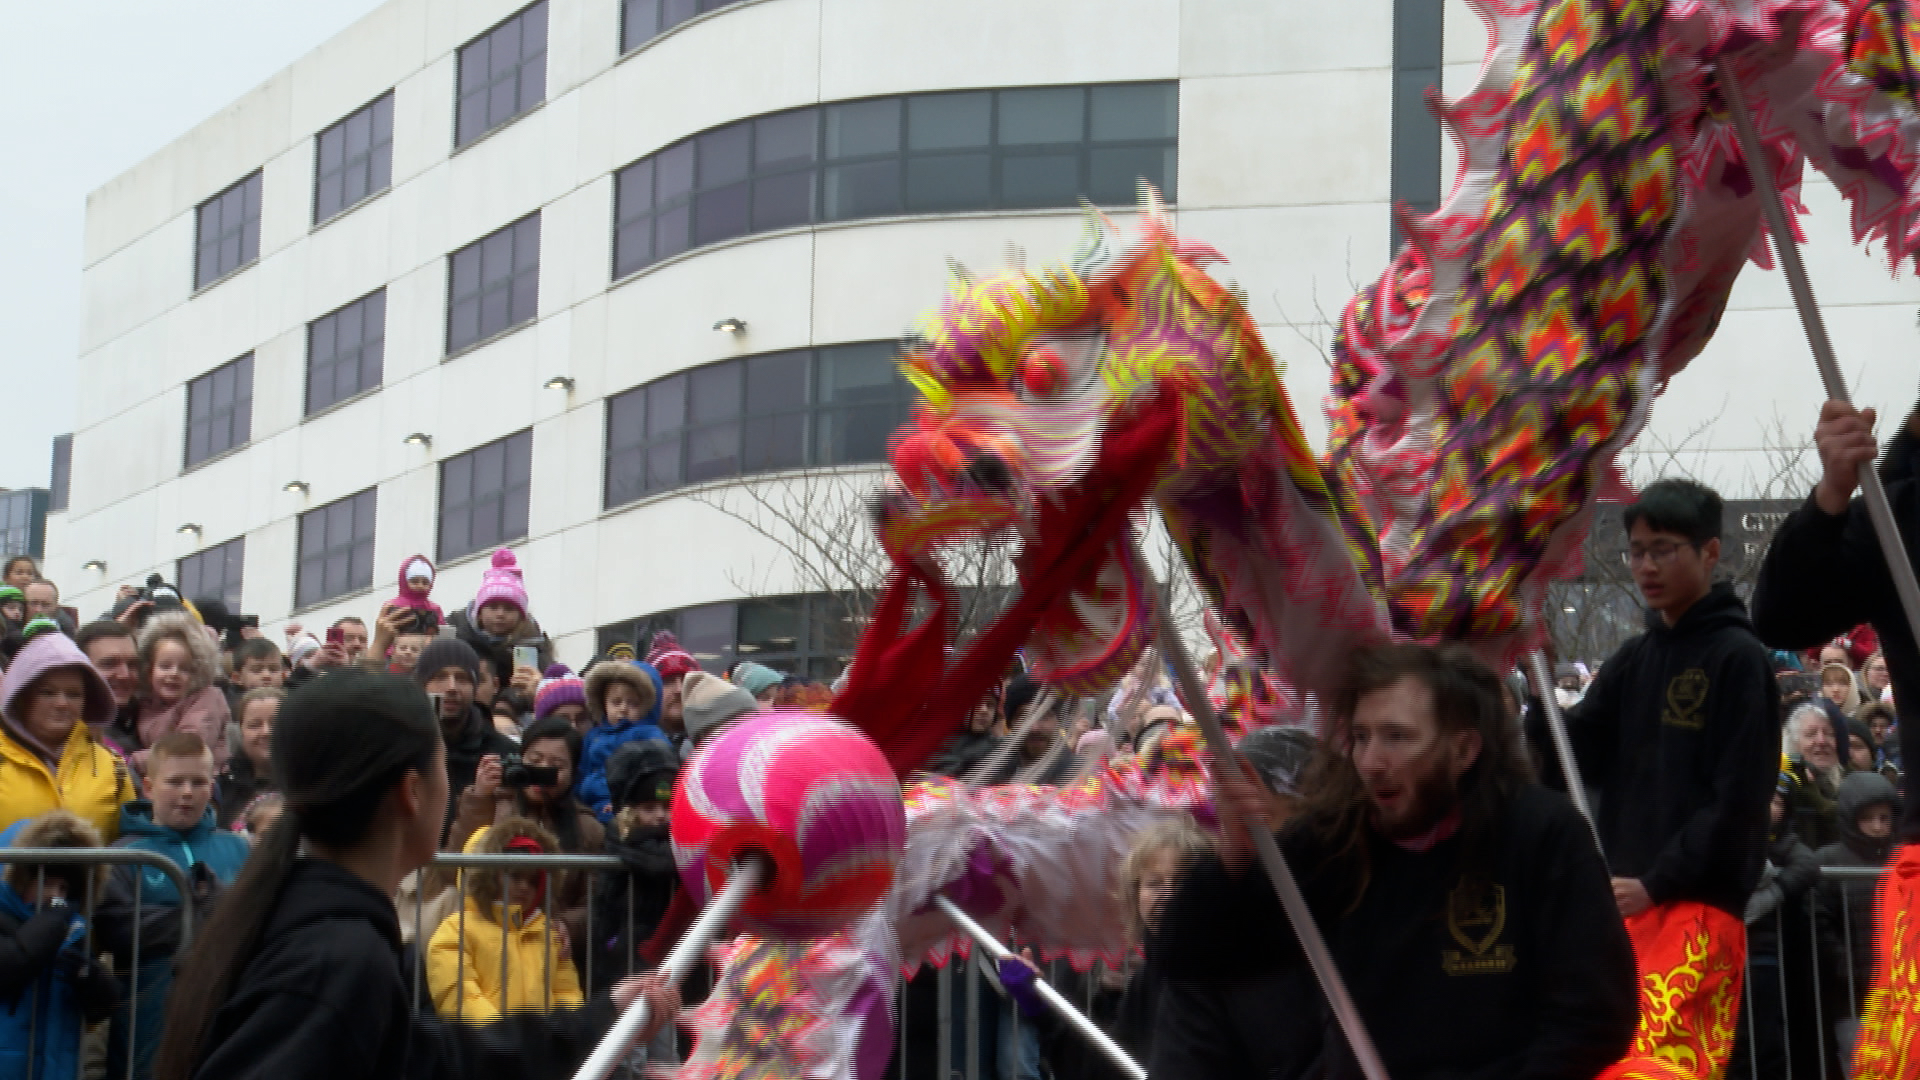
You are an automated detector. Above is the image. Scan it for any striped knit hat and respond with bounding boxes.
[645,631,700,681]
[534,664,587,720]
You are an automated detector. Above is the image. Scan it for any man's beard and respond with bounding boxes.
[1367,756,1462,841]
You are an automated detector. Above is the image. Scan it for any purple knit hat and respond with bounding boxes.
[1,630,116,730]
[534,664,587,720]
[473,548,529,617]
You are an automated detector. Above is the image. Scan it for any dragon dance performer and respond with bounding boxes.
[1536,481,1779,1077]
[1152,645,1638,1080]
[1753,398,1920,1077]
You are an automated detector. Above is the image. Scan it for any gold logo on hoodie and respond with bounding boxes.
[1662,668,1709,730]
[1443,881,1516,975]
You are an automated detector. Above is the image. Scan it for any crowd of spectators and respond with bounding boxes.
[0,512,1906,1080]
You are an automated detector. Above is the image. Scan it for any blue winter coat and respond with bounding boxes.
[108,801,251,1080]
[576,662,667,823]
[0,879,91,1080]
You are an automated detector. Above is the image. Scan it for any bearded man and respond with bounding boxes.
[1149,645,1637,1080]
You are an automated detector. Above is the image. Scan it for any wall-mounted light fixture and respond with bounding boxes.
[403,432,433,448]
[81,560,107,573]
[712,317,747,335]
[177,523,202,538]
[543,376,576,392]
[283,480,310,495]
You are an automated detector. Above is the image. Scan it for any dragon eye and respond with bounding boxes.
[1015,333,1102,400]
[1020,347,1067,395]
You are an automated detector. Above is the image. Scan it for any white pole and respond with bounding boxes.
[1717,65,1920,652]
[1126,535,1391,1080]
[570,858,766,1080]
[1526,650,1600,850]
[932,896,1147,1080]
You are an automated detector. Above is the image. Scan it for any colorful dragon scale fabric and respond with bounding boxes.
[1330,0,1679,662]
[884,197,1388,698]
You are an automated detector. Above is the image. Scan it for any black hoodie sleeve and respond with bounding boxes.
[1510,797,1639,1080]
[1637,641,1779,908]
[1751,492,1883,650]
[408,999,622,1080]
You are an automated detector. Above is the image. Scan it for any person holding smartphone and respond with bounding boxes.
[450,549,554,676]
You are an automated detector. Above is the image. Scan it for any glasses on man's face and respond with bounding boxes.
[1628,541,1695,567]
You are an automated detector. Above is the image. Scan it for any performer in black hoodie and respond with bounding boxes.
[1152,645,1636,1080]
[1752,399,1920,843]
[1551,479,1779,920]
[152,670,678,1080]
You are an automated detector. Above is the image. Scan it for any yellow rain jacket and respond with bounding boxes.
[425,824,584,1020]
[0,722,136,842]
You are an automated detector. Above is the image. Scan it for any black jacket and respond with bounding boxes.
[441,706,519,842]
[216,754,274,830]
[190,859,616,1080]
[588,823,678,993]
[1752,428,1920,842]
[1812,770,1899,1014]
[0,900,119,1023]
[1150,784,1636,1080]
[1551,583,1779,915]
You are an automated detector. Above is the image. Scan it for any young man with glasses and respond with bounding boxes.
[1543,480,1778,1077]
[1554,479,1779,919]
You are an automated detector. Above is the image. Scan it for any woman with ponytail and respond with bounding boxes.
[154,669,677,1080]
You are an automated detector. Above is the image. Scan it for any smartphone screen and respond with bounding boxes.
[513,645,538,671]
[326,627,344,646]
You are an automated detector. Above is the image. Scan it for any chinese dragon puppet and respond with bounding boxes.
[681,1,1920,1077]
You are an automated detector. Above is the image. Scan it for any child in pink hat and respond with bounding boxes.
[452,548,554,674]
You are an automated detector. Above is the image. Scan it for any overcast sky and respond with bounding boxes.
[0,1,388,492]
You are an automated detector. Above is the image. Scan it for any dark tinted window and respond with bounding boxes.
[621,0,742,52]
[195,172,262,289]
[613,83,1177,277]
[457,2,548,147]
[315,92,395,224]
[439,429,533,563]
[48,435,71,513]
[597,592,865,681]
[447,213,540,353]
[1391,0,1443,249]
[296,488,377,609]
[307,289,386,414]
[603,341,908,509]
[0,491,48,560]
[179,536,245,609]
[185,354,255,468]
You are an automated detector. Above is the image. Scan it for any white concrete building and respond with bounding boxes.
[47,0,1920,672]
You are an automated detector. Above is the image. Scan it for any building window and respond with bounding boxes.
[621,0,741,52]
[612,82,1178,278]
[184,354,255,468]
[178,536,245,609]
[195,171,262,289]
[307,289,386,414]
[447,213,541,354]
[296,488,377,609]
[0,490,48,560]
[48,435,71,513]
[439,430,533,563]
[604,341,911,508]
[598,592,864,681]
[314,92,395,224]
[1391,0,1443,250]
[457,2,548,148]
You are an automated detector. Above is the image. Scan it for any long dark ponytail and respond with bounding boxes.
[155,670,441,1080]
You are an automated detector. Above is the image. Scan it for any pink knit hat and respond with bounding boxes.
[473,548,529,617]
[645,631,700,682]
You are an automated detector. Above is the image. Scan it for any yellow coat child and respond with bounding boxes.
[426,816,584,1020]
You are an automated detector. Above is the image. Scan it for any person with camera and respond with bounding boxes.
[415,639,517,846]
[363,602,440,677]
[450,717,604,960]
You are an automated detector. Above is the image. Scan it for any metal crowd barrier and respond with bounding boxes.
[409,856,1896,1080]
[1732,864,1889,1080]
[0,847,196,1080]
